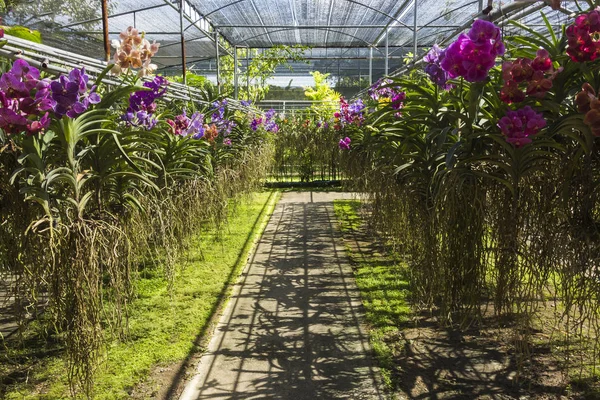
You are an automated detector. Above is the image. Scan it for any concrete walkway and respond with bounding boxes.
[180,192,383,400]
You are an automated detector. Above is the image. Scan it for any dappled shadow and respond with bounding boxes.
[392,318,568,399]
[161,194,275,400]
[340,201,570,400]
[184,192,382,399]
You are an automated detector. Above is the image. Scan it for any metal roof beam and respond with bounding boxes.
[205,0,246,17]
[58,3,170,29]
[215,24,463,29]
[372,0,414,47]
[156,56,215,70]
[204,0,413,34]
[194,55,407,60]
[233,27,374,47]
[417,0,479,31]
[249,0,274,46]
[159,37,213,49]
[161,0,234,57]
[247,45,408,49]
[324,0,335,47]
[341,0,413,31]
[73,31,183,35]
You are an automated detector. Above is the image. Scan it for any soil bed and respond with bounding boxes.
[334,199,596,400]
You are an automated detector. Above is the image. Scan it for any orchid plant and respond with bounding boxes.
[0,25,274,396]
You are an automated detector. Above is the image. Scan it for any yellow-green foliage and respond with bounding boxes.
[3,26,42,43]
[170,71,210,89]
[304,71,340,117]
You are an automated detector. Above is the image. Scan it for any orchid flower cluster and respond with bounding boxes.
[500,49,561,104]
[423,45,453,90]
[338,136,351,150]
[0,60,52,135]
[123,75,168,129]
[250,116,263,131]
[575,83,600,136]
[111,27,160,77]
[439,20,504,82]
[368,78,406,116]
[250,108,279,133]
[566,8,600,62]
[497,106,546,148]
[334,97,365,130]
[315,120,329,130]
[263,109,279,132]
[50,67,101,118]
[210,100,237,140]
[166,110,205,139]
[204,123,219,142]
[0,60,101,136]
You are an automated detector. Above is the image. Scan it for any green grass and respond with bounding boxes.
[333,200,411,391]
[3,191,279,399]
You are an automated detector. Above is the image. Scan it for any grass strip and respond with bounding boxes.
[333,199,411,391]
[4,191,280,399]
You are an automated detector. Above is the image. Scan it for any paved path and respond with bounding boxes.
[180,192,383,400]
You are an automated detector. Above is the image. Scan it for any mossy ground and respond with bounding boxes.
[333,199,411,390]
[1,191,279,399]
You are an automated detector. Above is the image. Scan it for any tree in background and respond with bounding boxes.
[220,45,308,102]
[5,0,108,30]
[304,71,340,118]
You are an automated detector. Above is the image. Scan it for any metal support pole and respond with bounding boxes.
[385,28,389,75]
[413,0,418,59]
[101,0,110,62]
[357,48,361,85]
[369,47,373,85]
[234,46,239,99]
[246,47,250,99]
[215,31,220,94]
[180,0,186,83]
[478,0,484,12]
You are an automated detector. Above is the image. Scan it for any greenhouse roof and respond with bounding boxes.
[3,0,573,75]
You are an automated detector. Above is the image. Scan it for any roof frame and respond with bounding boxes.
[202,0,415,44]
[163,0,235,57]
[324,0,335,46]
[232,27,375,47]
[58,3,171,29]
[14,0,567,77]
[372,0,414,47]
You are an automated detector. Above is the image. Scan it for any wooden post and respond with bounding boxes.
[101,0,110,62]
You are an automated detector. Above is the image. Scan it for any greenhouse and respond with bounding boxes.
[1,0,600,398]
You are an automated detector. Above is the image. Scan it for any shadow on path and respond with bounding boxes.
[180,192,382,400]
